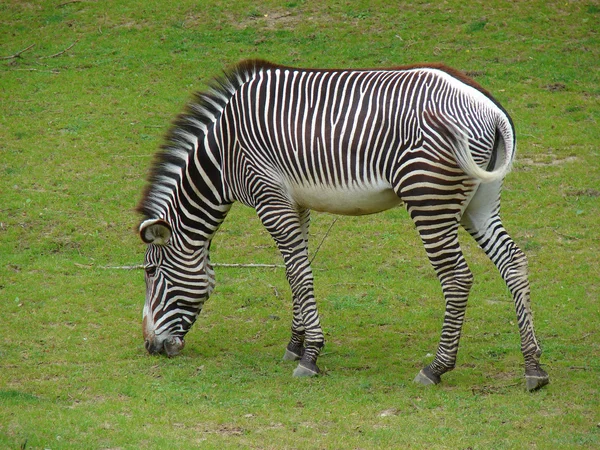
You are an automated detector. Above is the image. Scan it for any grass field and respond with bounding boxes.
[1,0,599,448]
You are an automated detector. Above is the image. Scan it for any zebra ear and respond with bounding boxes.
[139,219,172,245]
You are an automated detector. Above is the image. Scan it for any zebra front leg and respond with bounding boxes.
[413,223,474,386]
[255,201,323,377]
[282,297,305,361]
[282,255,323,376]
[282,208,312,362]
[289,276,324,377]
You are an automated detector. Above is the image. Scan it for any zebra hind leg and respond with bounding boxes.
[462,210,549,391]
[412,220,474,386]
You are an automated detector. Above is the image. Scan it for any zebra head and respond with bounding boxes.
[139,218,215,357]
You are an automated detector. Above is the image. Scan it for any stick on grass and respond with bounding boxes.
[38,40,79,59]
[89,218,337,271]
[92,263,286,270]
[1,44,35,60]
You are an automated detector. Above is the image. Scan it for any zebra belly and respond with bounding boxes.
[288,181,402,215]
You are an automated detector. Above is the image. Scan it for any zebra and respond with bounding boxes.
[137,60,549,391]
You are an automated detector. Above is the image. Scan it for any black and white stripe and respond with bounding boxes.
[137,60,548,389]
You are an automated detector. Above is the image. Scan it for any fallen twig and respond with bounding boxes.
[38,40,79,59]
[575,332,593,341]
[1,44,35,60]
[551,227,582,241]
[214,263,284,268]
[92,262,285,270]
[82,218,337,272]
[270,12,293,20]
[58,0,82,7]
[309,217,338,265]
[12,68,60,74]
[269,284,280,298]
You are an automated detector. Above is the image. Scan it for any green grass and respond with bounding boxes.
[1,0,599,448]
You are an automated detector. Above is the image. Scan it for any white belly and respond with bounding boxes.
[288,181,402,215]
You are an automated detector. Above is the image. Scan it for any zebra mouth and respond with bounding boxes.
[145,336,185,357]
[163,336,185,357]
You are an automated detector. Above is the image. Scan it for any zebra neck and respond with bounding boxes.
[139,132,231,245]
[164,138,231,244]
[138,60,261,241]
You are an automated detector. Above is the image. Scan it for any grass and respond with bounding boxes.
[1,0,599,448]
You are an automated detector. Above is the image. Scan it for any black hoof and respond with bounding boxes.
[293,361,319,377]
[283,348,303,362]
[283,343,304,362]
[525,366,549,391]
[413,366,441,386]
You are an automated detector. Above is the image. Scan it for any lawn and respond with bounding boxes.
[1,0,599,448]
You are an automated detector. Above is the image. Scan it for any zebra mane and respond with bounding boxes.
[136,59,278,221]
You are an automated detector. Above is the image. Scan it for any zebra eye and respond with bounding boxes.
[145,266,157,277]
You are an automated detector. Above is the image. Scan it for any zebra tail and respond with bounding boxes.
[424,110,515,183]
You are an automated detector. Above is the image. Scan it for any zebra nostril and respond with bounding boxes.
[145,339,154,353]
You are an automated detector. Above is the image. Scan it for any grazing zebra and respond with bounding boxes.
[137,60,549,391]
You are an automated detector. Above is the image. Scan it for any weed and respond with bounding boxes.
[466,19,488,33]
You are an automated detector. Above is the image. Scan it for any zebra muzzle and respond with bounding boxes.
[145,335,185,357]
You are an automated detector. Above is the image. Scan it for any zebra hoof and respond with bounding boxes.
[413,367,441,386]
[525,367,549,391]
[283,348,303,362]
[293,362,319,377]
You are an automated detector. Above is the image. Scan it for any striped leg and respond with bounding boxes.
[283,208,311,362]
[461,185,548,390]
[283,299,306,361]
[412,218,474,385]
[255,198,323,376]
